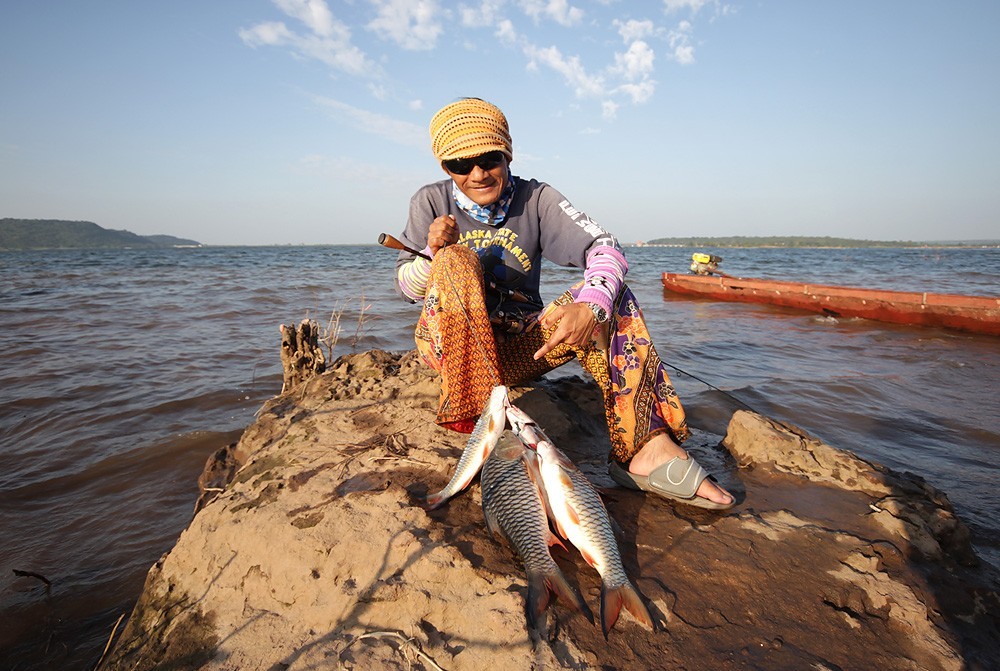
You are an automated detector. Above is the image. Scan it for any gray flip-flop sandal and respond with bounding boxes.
[609,457,734,510]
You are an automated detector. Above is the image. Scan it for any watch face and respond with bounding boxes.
[588,303,608,323]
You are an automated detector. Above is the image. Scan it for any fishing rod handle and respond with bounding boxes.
[377,233,432,261]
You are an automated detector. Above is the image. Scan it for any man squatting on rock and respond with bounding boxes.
[392,97,734,510]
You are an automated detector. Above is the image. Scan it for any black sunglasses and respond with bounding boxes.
[442,151,505,175]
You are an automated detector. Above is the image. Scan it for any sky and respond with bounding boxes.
[2,1,998,245]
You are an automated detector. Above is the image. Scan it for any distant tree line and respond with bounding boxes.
[0,219,200,250]
[640,236,985,248]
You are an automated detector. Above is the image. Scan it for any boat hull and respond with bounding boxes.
[661,273,1000,336]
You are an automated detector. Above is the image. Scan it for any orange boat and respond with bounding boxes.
[661,272,1000,336]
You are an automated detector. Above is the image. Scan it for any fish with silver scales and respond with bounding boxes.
[425,384,510,510]
[507,403,653,638]
[480,431,593,627]
[425,384,653,636]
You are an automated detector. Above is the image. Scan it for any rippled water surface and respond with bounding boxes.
[1,245,998,668]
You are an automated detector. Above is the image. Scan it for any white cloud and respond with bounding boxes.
[667,20,695,64]
[240,21,294,47]
[274,0,338,38]
[520,28,660,112]
[614,18,655,43]
[409,99,424,110]
[524,44,605,98]
[612,40,655,80]
[664,0,735,21]
[312,96,426,148]
[497,19,518,44]
[663,0,708,13]
[241,0,727,125]
[519,0,584,27]
[239,2,376,77]
[616,79,655,103]
[367,0,444,50]
[460,0,507,26]
[673,44,694,64]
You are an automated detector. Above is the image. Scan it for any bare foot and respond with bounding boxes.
[628,434,734,507]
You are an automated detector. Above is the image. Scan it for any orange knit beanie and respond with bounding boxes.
[429,98,513,162]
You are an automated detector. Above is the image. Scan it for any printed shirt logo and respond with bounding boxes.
[558,199,609,239]
[458,228,533,272]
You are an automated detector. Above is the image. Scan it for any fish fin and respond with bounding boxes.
[524,570,553,630]
[525,568,593,628]
[600,583,653,638]
[578,547,599,569]
[546,530,567,551]
[599,584,622,639]
[524,453,547,497]
[425,492,445,510]
[547,570,594,624]
[482,506,502,537]
[564,502,580,526]
[557,468,575,491]
[622,583,654,630]
[549,517,566,540]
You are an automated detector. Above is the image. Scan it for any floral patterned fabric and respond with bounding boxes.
[414,245,690,463]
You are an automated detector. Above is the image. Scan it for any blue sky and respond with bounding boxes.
[2,1,998,245]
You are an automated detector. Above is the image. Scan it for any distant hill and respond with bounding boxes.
[0,219,201,250]
[638,236,997,248]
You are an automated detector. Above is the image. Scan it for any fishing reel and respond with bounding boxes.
[690,252,723,276]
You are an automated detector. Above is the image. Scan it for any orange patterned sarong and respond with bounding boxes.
[414,245,689,462]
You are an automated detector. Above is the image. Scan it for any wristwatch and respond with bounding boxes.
[585,302,610,324]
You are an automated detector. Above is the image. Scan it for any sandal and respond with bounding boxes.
[609,457,734,510]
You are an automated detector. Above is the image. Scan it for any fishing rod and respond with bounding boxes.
[377,233,532,304]
[378,233,758,414]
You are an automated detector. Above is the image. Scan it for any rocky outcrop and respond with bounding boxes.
[99,350,1000,671]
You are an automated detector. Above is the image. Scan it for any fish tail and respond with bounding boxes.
[424,492,444,510]
[525,569,593,628]
[600,583,652,638]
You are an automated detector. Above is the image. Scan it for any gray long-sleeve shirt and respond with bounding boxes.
[394,176,619,315]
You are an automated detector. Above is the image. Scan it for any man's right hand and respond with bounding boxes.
[428,215,459,256]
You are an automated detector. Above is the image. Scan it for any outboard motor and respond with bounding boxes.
[690,252,723,275]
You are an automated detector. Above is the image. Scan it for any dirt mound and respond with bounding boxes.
[99,350,1000,671]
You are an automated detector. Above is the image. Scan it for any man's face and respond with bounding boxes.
[442,151,509,207]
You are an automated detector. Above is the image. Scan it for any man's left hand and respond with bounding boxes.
[532,303,598,360]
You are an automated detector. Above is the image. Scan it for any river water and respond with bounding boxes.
[1,245,998,669]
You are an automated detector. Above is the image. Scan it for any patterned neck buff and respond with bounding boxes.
[452,168,517,226]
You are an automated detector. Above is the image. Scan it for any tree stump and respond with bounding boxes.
[279,319,326,394]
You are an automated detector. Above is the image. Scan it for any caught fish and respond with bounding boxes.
[509,404,652,637]
[426,385,509,509]
[481,431,592,627]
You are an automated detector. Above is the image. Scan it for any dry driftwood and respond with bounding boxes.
[279,319,326,394]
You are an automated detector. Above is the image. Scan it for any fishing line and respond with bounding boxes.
[659,361,761,414]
